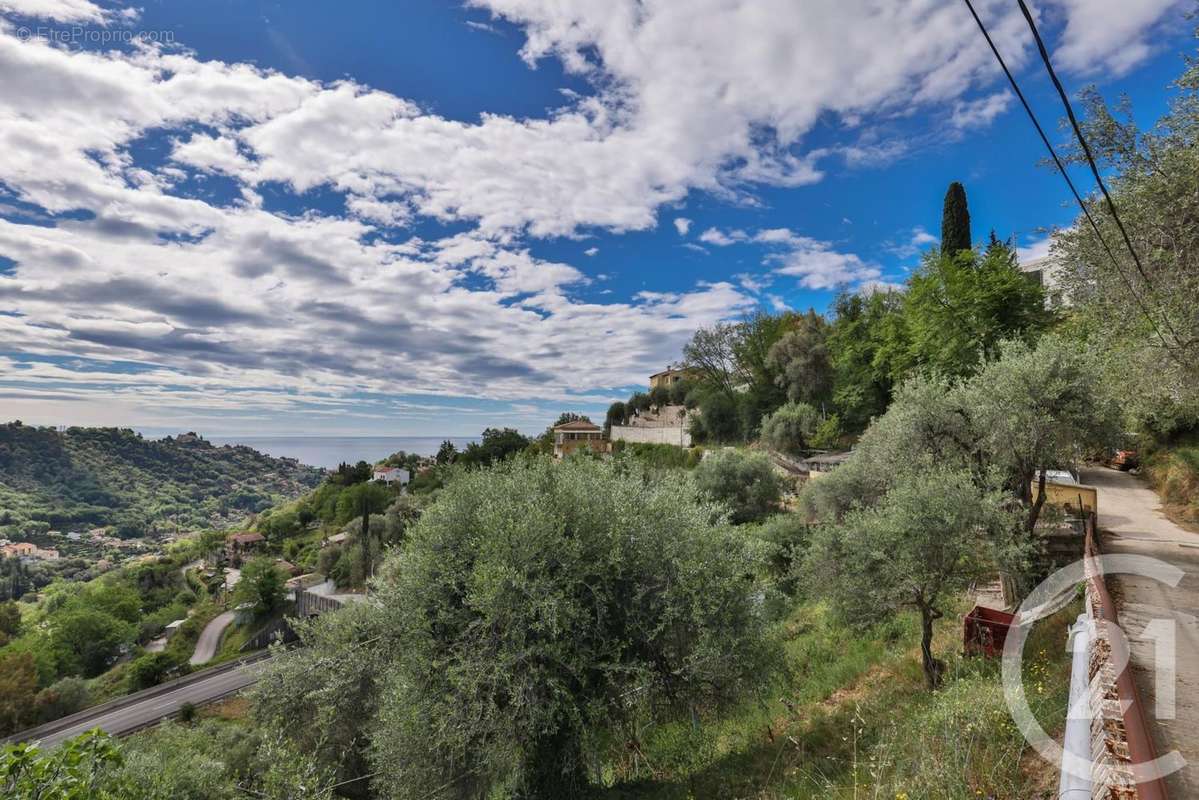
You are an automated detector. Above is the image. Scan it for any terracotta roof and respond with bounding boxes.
[554,419,601,432]
[228,532,265,544]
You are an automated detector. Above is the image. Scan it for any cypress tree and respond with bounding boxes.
[940,181,972,255]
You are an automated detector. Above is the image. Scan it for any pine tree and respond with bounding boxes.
[940,182,972,255]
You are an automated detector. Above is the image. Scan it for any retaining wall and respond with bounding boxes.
[610,425,692,448]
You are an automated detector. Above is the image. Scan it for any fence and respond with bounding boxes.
[1082,514,1169,800]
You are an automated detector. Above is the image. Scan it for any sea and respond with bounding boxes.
[205,436,479,470]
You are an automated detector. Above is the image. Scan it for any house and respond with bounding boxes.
[1020,253,1071,308]
[649,366,703,391]
[323,531,349,547]
[275,559,302,577]
[803,452,852,479]
[373,466,410,485]
[226,531,266,565]
[1,542,36,558]
[163,619,186,640]
[553,419,607,459]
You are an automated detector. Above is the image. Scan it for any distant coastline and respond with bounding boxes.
[206,435,480,470]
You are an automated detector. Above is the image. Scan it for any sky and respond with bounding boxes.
[0,0,1192,436]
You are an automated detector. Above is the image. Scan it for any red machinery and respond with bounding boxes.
[963,605,1015,657]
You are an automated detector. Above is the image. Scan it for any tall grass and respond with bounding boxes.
[1145,442,1199,523]
[597,596,1078,799]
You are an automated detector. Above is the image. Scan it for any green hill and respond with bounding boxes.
[0,423,324,538]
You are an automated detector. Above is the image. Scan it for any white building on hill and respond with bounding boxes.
[373,466,410,485]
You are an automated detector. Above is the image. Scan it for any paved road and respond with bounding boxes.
[1083,467,1199,797]
[190,611,236,666]
[21,659,268,749]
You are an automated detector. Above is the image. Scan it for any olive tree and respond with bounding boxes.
[804,467,1023,688]
[760,401,821,456]
[1052,62,1199,432]
[258,458,775,800]
[965,337,1118,533]
[693,449,782,524]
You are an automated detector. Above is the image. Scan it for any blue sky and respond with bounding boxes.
[0,0,1191,436]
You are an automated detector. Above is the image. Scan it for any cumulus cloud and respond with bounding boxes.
[696,227,880,289]
[698,227,743,246]
[1043,0,1187,76]
[888,226,938,258]
[0,0,1187,426]
[0,0,115,22]
[950,92,1012,130]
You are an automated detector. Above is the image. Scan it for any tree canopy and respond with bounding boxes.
[256,457,775,799]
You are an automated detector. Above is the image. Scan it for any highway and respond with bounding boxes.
[8,657,270,749]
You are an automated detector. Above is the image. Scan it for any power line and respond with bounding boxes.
[957,0,1177,356]
[1014,0,1150,284]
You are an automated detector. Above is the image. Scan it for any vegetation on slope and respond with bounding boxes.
[0,423,324,538]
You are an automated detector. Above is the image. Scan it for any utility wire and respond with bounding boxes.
[957,0,1177,356]
[1015,0,1151,284]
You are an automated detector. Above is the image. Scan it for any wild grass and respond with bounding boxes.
[1145,442,1199,525]
[597,595,1078,800]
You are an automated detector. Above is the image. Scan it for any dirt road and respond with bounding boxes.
[1082,467,1199,796]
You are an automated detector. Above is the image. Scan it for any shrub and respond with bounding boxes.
[760,402,821,455]
[752,513,810,593]
[34,676,91,723]
[692,392,739,443]
[694,449,782,524]
[128,652,179,691]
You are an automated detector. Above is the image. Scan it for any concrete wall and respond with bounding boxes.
[610,424,691,448]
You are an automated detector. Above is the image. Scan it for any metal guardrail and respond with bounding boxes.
[1,651,273,746]
[1083,514,1170,800]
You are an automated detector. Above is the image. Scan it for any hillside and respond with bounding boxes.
[0,423,324,538]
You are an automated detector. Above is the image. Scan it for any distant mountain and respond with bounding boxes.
[0,423,325,538]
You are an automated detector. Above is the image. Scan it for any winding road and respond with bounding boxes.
[189,611,236,666]
[5,657,270,749]
[1083,467,1199,797]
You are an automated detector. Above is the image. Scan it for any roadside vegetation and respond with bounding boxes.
[0,531,228,737]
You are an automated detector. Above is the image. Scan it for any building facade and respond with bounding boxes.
[553,419,606,459]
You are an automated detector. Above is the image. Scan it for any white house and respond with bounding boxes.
[373,466,410,485]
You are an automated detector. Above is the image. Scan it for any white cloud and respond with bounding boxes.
[699,227,744,246]
[762,232,881,290]
[886,226,938,259]
[673,217,691,236]
[583,246,599,256]
[0,0,113,22]
[698,226,880,289]
[171,133,254,176]
[1017,233,1054,263]
[1044,0,1187,76]
[0,0,1186,425]
[950,92,1012,130]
